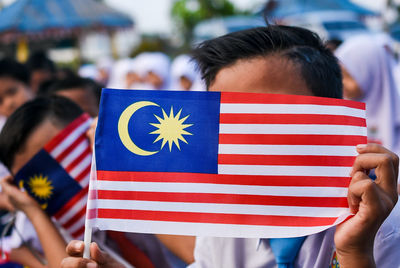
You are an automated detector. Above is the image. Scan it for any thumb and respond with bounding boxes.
[90,242,109,265]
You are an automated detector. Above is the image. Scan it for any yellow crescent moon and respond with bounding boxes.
[118,101,160,156]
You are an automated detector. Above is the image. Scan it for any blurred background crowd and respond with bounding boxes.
[0,0,400,267]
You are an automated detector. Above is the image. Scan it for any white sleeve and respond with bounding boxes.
[373,201,400,267]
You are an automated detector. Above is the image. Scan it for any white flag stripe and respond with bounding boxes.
[58,194,88,224]
[95,200,349,217]
[79,173,90,188]
[220,103,365,118]
[96,181,348,197]
[59,140,88,168]
[66,214,86,234]
[218,144,358,156]
[218,165,352,177]
[69,154,92,178]
[49,120,92,158]
[90,218,340,238]
[219,124,366,136]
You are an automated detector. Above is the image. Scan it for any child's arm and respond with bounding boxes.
[9,245,46,268]
[156,234,195,264]
[0,176,68,268]
[334,144,398,268]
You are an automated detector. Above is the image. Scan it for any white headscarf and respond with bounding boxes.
[335,34,400,154]
[171,54,198,90]
[78,64,99,80]
[106,58,132,89]
[126,54,155,90]
[141,52,171,90]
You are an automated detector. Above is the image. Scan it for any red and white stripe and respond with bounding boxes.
[89,93,367,238]
[44,114,92,239]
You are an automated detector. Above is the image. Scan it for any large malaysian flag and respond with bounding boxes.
[87,89,366,238]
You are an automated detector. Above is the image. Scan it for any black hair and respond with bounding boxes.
[26,51,56,74]
[0,58,30,85]
[38,76,102,105]
[0,96,83,170]
[191,25,342,98]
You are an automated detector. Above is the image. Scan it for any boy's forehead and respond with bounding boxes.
[209,56,313,96]
[0,76,23,89]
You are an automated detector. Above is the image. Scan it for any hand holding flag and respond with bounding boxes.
[334,143,398,267]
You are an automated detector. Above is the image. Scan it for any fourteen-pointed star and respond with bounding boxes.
[150,107,193,151]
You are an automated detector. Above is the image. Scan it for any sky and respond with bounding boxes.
[0,0,390,34]
[103,0,386,34]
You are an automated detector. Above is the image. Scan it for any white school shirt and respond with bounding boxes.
[190,201,400,268]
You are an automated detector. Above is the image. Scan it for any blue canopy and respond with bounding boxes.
[264,0,377,18]
[0,0,133,33]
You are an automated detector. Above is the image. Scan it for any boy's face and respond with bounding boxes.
[11,119,62,175]
[209,56,312,96]
[55,88,99,117]
[0,77,34,117]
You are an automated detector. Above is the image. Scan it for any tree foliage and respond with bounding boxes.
[171,0,244,44]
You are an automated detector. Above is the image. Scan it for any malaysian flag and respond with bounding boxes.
[87,89,366,238]
[15,114,92,239]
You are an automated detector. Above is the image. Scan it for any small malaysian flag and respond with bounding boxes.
[15,114,92,239]
[87,89,367,238]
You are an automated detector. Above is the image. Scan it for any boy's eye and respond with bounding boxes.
[5,87,17,96]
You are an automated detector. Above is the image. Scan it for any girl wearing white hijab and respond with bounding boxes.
[171,54,198,91]
[141,52,171,90]
[106,58,132,89]
[335,34,400,156]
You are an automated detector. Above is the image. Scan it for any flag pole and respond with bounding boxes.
[83,139,97,259]
[83,221,92,259]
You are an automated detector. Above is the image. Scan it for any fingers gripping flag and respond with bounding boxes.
[15,114,92,239]
[87,89,367,238]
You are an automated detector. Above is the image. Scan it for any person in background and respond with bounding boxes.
[26,51,56,93]
[335,35,400,158]
[0,58,34,118]
[38,76,101,117]
[170,55,198,91]
[141,52,171,90]
[0,96,84,268]
[125,55,154,90]
[78,64,99,83]
[107,58,133,89]
[96,57,114,86]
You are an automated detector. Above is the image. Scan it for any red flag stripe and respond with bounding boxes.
[220,92,365,109]
[94,208,338,227]
[96,171,351,187]
[65,147,91,173]
[75,166,91,183]
[219,134,367,145]
[96,190,348,207]
[71,225,85,239]
[219,114,366,126]
[54,186,89,219]
[218,154,355,167]
[44,114,91,152]
[55,134,87,163]
[62,205,87,229]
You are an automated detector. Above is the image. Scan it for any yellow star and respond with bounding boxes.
[150,107,193,151]
[28,174,53,200]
